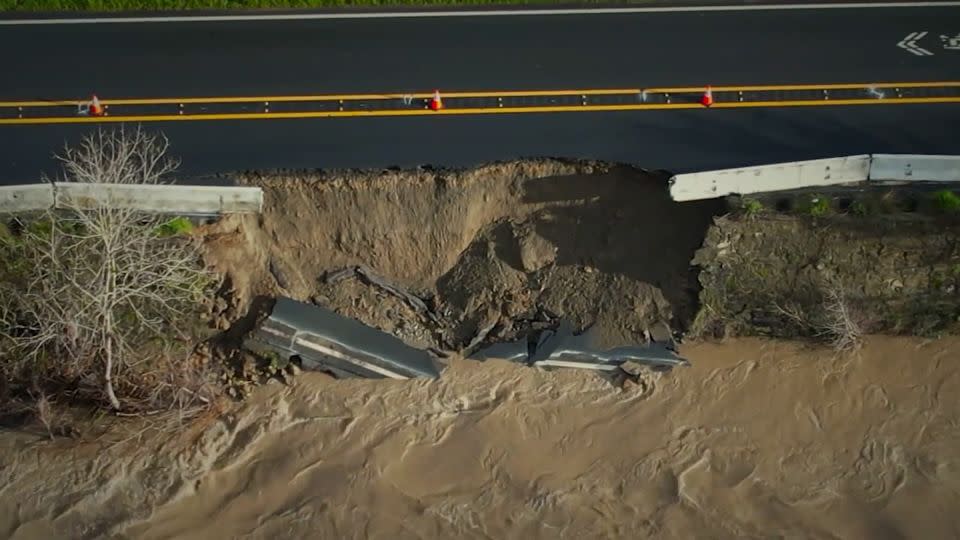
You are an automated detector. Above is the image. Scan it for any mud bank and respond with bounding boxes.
[692,203,960,340]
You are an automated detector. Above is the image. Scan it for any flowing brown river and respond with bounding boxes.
[3,336,958,539]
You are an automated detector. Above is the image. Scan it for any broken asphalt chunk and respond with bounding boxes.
[245,297,443,380]
[470,321,689,373]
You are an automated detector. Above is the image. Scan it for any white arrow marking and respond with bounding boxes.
[898,31,934,56]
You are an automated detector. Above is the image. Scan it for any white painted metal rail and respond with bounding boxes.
[0,183,263,215]
[869,154,960,183]
[0,184,56,214]
[670,154,960,201]
[669,156,872,201]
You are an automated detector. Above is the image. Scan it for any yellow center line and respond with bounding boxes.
[0,89,646,107]
[714,96,960,107]
[2,81,957,109]
[2,96,959,125]
[647,81,960,93]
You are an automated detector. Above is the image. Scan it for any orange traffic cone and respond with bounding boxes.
[700,86,714,107]
[429,90,443,111]
[89,94,104,116]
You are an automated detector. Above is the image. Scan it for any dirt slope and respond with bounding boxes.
[201,159,722,349]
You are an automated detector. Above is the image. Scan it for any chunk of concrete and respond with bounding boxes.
[470,320,689,373]
[245,297,442,380]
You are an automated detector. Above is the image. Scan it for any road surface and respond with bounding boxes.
[0,3,958,180]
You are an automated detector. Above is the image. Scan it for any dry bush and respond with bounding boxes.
[816,285,864,352]
[0,128,219,416]
[774,282,865,352]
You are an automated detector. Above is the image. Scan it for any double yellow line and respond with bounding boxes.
[2,81,958,125]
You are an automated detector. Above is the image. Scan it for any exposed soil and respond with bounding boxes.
[692,202,960,340]
[200,159,723,351]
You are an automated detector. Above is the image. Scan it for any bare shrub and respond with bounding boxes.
[0,128,218,415]
[816,285,864,352]
[773,300,808,329]
[773,282,865,352]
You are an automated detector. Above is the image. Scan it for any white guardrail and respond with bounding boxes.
[0,184,56,214]
[869,154,960,183]
[670,154,960,201]
[0,182,263,215]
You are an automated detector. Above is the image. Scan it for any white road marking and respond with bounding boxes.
[943,32,960,50]
[897,31,935,55]
[1,2,959,25]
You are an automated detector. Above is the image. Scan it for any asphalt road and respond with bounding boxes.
[4,104,957,181]
[1,5,958,180]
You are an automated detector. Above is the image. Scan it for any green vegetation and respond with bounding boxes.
[155,216,194,237]
[804,195,831,218]
[3,0,601,11]
[740,197,764,218]
[933,190,960,213]
[850,200,868,217]
[0,222,28,287]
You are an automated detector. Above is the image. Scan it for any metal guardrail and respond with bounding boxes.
[0,184,56,214]
[869,154,960,183]
[0,182,263,215]
[669,155,872,201]
[670,154,960,201]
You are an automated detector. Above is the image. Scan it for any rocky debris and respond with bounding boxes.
[269,259,291,291]
[619,360,646,377]
[323,265,441,325]
[518,229,557,272]
[461,316,500,357]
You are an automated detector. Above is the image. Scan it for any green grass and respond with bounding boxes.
[933,190,960,213]
[1,0,604,10]
[804,195,831,218]
[154,216,194,237]
[740,197,764,218]
[850,200,868,217]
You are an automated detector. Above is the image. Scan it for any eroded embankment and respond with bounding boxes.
[201,159,723,353]
[692,204,960,341]
[202,161,960,353]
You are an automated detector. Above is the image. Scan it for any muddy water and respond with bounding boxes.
[3,337,959,539]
